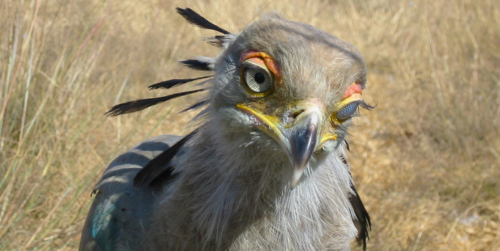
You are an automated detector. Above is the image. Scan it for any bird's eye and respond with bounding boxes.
[241,63,273,96]
[334,100,374,123]
[336,101,360,121]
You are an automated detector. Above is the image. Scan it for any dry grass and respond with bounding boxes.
[1,0,499,250]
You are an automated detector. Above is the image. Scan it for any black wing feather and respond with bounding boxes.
[148,167,180,189]
[176,7,230,35]
[134,130,198,187]
[106,89,204,116]
[340,154,371,250]
[350,183,371,250]
[149,76,212,90]
[344,139,350,152]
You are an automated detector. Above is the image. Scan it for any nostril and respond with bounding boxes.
[291,109,305,119]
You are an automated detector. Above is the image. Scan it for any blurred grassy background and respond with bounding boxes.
[1,0,499,250]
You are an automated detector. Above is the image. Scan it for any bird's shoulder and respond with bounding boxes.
[79,134,182,251]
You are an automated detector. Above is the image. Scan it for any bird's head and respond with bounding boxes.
[110,9,373,190]
[205,17,373,188]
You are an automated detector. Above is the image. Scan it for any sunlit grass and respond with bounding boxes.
[1,0,499,250]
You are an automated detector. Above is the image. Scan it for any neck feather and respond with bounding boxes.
[147,127,357,250]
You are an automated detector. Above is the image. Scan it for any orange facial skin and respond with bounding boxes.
[240,51,283,85]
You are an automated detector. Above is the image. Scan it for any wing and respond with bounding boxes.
[340,153,371,251]
[79,135,182,251]
[349,181,371,250]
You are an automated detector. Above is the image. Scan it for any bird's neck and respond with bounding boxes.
[148,127,356,250]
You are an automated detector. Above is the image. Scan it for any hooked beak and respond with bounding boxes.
[285,111,320,188]
[237,101,335,188]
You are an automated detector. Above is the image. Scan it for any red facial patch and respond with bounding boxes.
[343,83,363,99]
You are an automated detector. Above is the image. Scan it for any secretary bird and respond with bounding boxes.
[80,7,372,251]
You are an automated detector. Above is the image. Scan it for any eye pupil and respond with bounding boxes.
[254,73,265,84]
[241,64,272,94]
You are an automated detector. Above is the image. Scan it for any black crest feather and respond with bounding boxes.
[176,7,230,35]
[149,76,212,90]
[180,59,213,71]
[204,35,227,48]
[106,89,205,116]
[180,100,208,113]
[134,130,198,187]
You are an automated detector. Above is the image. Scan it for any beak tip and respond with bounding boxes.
[290,167,305,189]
